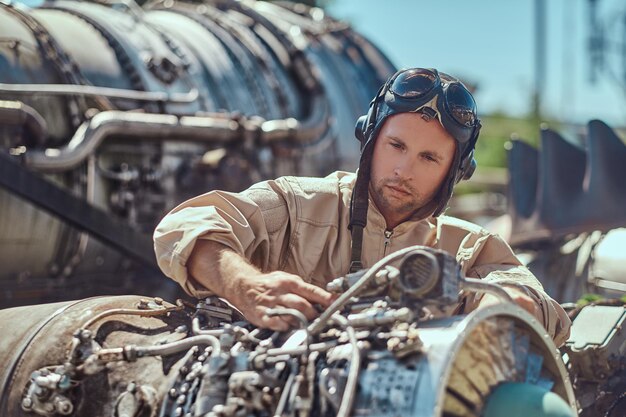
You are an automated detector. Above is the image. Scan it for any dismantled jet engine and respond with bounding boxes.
[0,0,395,307]
[0,246,578,417]
[504,120,626,417]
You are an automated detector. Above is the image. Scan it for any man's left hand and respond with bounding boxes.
[477,286,541,320]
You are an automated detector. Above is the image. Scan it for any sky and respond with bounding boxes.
[327,0,626,127]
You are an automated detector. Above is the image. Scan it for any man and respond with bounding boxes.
[154,68,571,346]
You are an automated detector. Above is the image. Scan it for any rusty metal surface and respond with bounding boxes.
[0,295,188,417]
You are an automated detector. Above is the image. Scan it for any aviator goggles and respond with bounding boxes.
[380,68,480,145]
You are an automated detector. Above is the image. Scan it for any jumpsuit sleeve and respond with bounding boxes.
[153,178,296,297]
[461,233,571,347]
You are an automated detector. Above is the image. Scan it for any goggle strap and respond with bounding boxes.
[348,139,375,271]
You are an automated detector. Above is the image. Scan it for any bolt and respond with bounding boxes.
[21,397,33,410]
[55,398,73,415]
[82,329,92,340]
[154,297,163,305]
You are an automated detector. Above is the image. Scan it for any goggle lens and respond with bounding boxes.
[390,68,438,98]
[445,83,477,127]
[388,68,478,129]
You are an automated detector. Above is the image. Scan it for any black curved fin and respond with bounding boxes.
[508,120,626,245]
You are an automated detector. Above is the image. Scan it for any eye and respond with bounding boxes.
[422,154,439,163]
[389,141,403,150]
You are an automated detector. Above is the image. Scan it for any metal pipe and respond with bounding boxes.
[0,100,47,145]
[80,303,183,330]
[331,314,360,417]
[0,83,199,103]
[346,307,413,328]
[265,307,314,366]
[133,335,221,358]
[264,341,336,358]
[24,111,241,172]
[81,335,221,376]
[24,95,330,172]
[265,94,330,144]
[273,364,297,417]
[191,317,227,337]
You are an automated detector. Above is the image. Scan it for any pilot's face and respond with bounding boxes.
[369,112,456,228]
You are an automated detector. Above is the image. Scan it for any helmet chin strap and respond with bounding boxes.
[348,139,374,273]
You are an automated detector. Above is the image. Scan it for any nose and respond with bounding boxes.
[393,156,413,179]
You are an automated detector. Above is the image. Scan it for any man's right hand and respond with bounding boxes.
[231,271,335,331]
[187,240,335,332]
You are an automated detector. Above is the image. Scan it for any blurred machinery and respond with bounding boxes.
[0,0,395,307]
[505,121,626,417]
[587,0,626,88]
[506,120,626,301]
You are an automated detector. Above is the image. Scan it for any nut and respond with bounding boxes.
[21,397,33,410]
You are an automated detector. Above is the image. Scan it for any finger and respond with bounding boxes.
[266,305,302,328]
[478,293,500,309]
[278,293,318,321]
[241,303,292,332]
[291,280,335,307]
[514,295,541,318]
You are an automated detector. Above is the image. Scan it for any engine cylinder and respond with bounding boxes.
[0,0,395,307]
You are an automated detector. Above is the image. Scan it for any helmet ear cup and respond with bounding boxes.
[355,92,383,147]
[456,150,476,182]
[355,115,368,143]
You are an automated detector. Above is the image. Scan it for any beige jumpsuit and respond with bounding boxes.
[154,171,571,346]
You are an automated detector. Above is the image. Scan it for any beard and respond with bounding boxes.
[371,177,428,218]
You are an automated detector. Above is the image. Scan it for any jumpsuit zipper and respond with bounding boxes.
[383,229,394,257]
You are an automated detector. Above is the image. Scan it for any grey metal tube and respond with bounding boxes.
[0,100,47,145]
[261,94,329,144]
[80,304,183,331]
[133,335,221,358]
[191,317,227,337]
[331,314,360,417]
[0,83,199,103]
[25,94,331,172]
[24,111,241,172]
[264,341,336,358]
[89,335,222,366]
